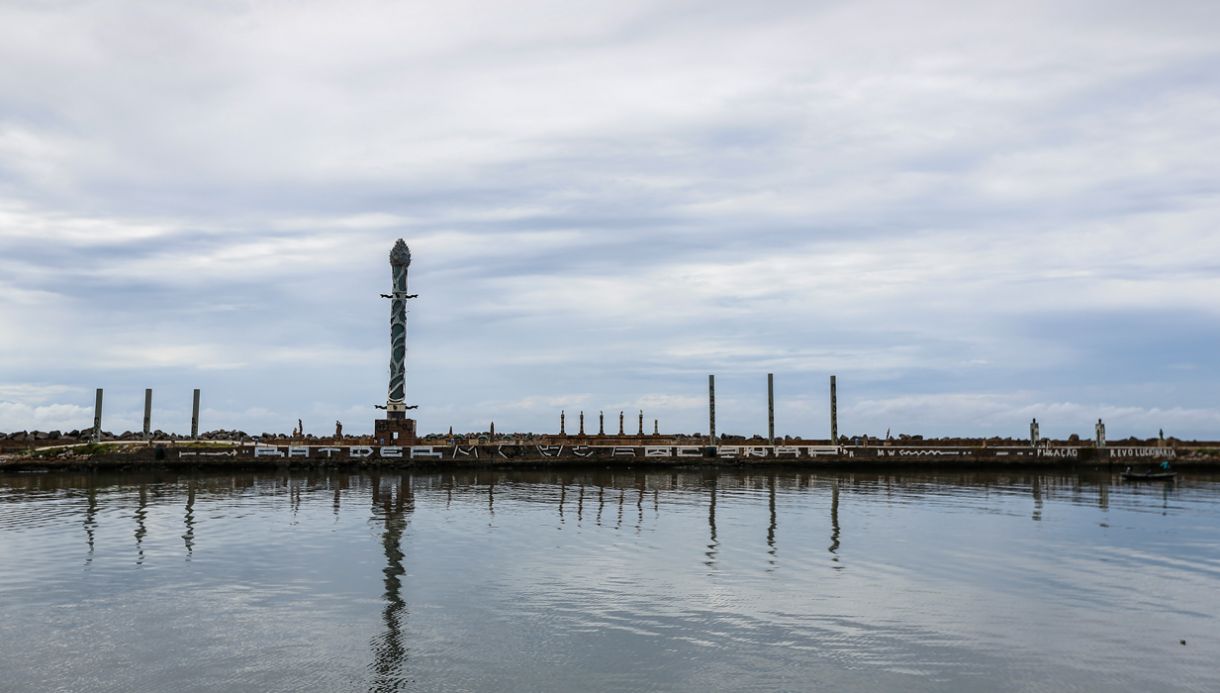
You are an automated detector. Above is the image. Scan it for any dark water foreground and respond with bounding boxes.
[1,470,1217,693]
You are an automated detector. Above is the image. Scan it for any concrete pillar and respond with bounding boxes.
[598,411,604,436]
[638,410,644,436]
[386,240,413,417]
[830,375,838,444]
[618,411,624,436]
[560,410,566,436]
[767,373,775,445]
[142,388,152,440]
[653,419,659,436]
[92,388,103,444]
[708,374,716,446]
[191,388,200,439]
[1030,418,1040,447]
[579,411,585,436]
[1095,418,1106,448]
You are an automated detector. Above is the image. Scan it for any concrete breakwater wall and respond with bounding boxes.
[4,441,1210,472]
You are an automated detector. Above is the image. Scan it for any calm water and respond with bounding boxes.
[1,469,1218,692]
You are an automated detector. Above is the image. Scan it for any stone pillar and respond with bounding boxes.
[579,411,585,436]
[708,374,716,446]
[191,388,200,439]
[92,388,103,444]
[1095,418,1106,448]
[386,239,412,416]
[142,388,152,440]
[830,375,838,444]
[560,410,566,436]
[374,239,419,447]
[638,410,644,436]
[1030,418,1040,447]
[653,419,659,436]
[618,411,625,436]
[767,373,775,445]
[598,411,604,436]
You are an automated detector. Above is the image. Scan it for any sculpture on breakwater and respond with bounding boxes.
[374,240,419,446]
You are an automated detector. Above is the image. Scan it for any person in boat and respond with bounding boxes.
[1160,459,1172,471]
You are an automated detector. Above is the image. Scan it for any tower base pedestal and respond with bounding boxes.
[374,416,417,446]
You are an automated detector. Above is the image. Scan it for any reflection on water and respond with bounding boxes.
[706,475,718,569]
[134,483,147,565]
[84,482,97,565]
[2,470,1220,692]
[830,479,841,565]
[370,474,412,692]
[183,481,195,558]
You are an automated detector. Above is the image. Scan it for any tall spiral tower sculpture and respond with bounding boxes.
[375,239,419,445]
[387,239,412,413]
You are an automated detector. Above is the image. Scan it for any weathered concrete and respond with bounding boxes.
[830,375,837,443]
[767,373,775,446]
[143,388,152,440]
[92,389,103,444]
[4,440,1213,474]
[191,389,200,439]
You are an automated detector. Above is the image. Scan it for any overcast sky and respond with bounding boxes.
[1,0,1218,439]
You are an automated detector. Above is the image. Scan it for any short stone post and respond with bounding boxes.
[191,389,201,439]
[92,388,103,444]
[767,373,775,445]
[143,388,152,440]
[830,375,838,444]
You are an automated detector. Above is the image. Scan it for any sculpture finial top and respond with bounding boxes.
[390,239,411,267]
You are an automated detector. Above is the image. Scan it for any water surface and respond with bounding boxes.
[1,470,1217,692]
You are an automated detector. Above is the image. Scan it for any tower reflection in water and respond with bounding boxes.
[705,474,718,569]
[829,479,841,568]
[368,474,413,693]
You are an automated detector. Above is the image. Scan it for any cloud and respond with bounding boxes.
[0,0,1217,437]
[0,402,92,432]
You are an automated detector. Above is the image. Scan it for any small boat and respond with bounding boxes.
[1121,470,1177,481]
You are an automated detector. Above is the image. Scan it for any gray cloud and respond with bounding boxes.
[1,0,1218,438]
